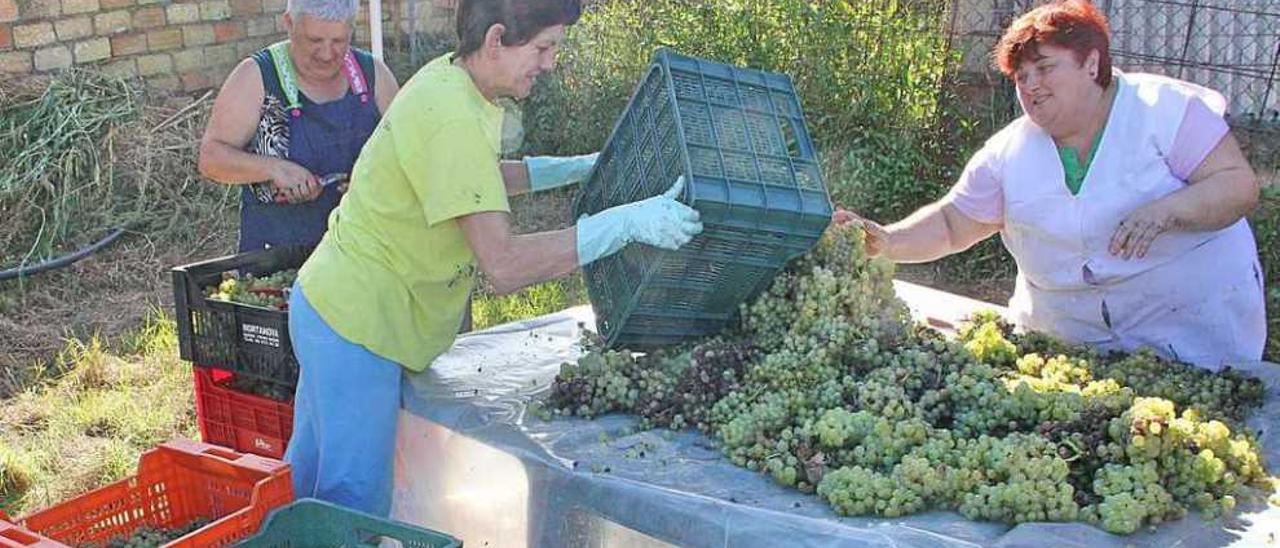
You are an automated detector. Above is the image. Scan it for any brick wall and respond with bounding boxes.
[0,0,457,93]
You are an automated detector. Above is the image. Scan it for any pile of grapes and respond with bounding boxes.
[204,269,297,310]
[544,225,1274,534]
[96,519,209,547]
[222,373,293,402]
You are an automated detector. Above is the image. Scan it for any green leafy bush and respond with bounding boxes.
[1249,184,1279,360]
[524,0,1004,277]
[523,0,958,156]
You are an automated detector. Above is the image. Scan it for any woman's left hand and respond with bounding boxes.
[1110,201,1177,259]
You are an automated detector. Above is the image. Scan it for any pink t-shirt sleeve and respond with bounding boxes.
[1165,96,1229,180]
[945,144,1004,225]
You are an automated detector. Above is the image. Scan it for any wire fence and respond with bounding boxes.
[947,0,1280,119]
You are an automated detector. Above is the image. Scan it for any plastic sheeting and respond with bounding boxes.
[391,281,1280,547]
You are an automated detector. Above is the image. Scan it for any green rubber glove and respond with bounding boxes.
[525,153,600,192]
[575,177,703,266]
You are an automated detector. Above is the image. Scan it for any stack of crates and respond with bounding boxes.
[172,245,309,458]
[575,48,833,348]
[0,439,294,547]
[193,367,295,459]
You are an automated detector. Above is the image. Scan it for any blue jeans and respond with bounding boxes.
[285,282,401,517]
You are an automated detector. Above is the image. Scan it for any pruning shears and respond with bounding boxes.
[318,173,350,188]
[271,173,350,204]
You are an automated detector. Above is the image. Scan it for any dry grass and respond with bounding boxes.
[0,80,239,398]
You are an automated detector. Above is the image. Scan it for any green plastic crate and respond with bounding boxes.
[574,48,832,348]
[238,498,462,547]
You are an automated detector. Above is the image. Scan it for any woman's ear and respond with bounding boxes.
[1086,49,1100,76]
[483,23,507,57]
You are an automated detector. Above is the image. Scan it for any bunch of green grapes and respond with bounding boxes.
[98,519,210,548]
[1095,350,1264,425]
[547,225,1275,534]
[547,335,642,418]
[223,375,294,402]
[204,269,298,310]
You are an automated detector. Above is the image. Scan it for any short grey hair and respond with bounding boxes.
[287,0,358,21]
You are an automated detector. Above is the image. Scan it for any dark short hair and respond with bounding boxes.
[994,0,1112,88]
[455,0,582,58]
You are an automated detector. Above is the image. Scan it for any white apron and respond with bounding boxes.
[995,70,1265,370]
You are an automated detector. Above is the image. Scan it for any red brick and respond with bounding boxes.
[20,0,60,19]
[0,24,10,50]
[54,16,93,40]
[33,45,72,70]
[204,42,234,65]
[208,61,233,84]
[234,37,263,58]
[13,22,55,48]
[213,20,243,42]
[229,0,259,16]
[136,52,169,75]
[180,70,210,91]
[146,27,182,50]
[0,0,16,23]
[73,36,110,63]
[166,3,199,23]
[110,32,146,55]
[146,74,180,92]
[62,0,98,16]
[199,0,229,20]
[132,6,166,29]
[101,57,135,77]
[94,10,132,35]
[245,14,275,37]
[0,50,30,72]
[182,22,214,45]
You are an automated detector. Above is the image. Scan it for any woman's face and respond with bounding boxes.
[1014,43,1101,135]
[492,25,566,100]
[284,13,353,82]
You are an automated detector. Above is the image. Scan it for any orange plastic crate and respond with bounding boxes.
[0,515,61,548]
[194,367,294,459]
[8,439,293,547]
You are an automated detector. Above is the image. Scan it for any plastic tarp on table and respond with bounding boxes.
[391,281,1280,548]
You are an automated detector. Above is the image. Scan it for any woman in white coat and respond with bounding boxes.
[836,0,1264,370]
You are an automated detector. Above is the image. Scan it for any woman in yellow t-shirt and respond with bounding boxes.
[285,0,703,516]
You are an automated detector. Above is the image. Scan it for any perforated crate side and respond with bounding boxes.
[576,49,833,348]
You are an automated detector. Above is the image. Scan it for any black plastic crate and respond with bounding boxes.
[574,48,832,348]
[172,246,310,389]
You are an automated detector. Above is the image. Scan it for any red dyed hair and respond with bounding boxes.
[994,0,1113,88]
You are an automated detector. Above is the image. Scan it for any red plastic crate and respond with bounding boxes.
[194,367,294,459]
[0,516,61,548]
[8,439,293,547]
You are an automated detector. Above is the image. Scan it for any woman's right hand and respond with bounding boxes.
[575,177,703,265]
[269,159,322,204]
[833,207,889,257]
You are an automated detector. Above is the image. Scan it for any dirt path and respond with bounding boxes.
[895,264,1014,306]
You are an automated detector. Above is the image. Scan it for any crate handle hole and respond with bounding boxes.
[201,446,243,461]
[0,529,43,544]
